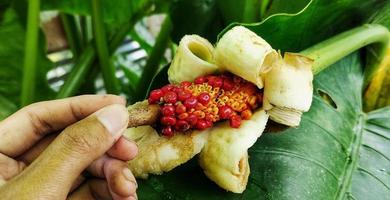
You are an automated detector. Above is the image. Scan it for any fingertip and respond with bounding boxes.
[104,160,137,198]
[122,168,137,193]
[96,104,129,139]
[108,137,138,161]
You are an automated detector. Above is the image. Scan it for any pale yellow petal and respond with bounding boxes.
[215,26,278,88]
[199,109,269,193]
[263,52,313,126]
[168,35,219,83]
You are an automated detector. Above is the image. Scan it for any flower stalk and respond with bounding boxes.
[301,24,389,86]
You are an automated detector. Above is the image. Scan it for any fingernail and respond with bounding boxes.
[96,104,129,137]
[123,168,138,189]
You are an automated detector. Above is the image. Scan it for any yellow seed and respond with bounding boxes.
[231,102,240,110]
[194,110,205,118]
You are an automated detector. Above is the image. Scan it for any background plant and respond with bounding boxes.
[0,0,389,199]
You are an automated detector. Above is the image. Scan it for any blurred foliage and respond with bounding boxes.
[0,6,54,117]
[169,0,224,43]
[0,0,389,198]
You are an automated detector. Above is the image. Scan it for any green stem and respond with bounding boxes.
[60,13,82,59]
[21,0,40,106]
[134,17,172,101]
[56,45,95,98]
[56,0,154,98]
[56,15,140,98]
[79,16,89,47]
[91,0,120,94]
[301,24,389,86]
[260,0,271,19]
[242,0,261,22]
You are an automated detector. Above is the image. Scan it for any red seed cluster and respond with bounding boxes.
[148,73,263,137]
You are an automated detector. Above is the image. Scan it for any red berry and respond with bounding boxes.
[161,105,175,116]
[162,126,174,137]
[161,116,176,126]
[173,86,183,94]
[213,77,223,87]
[218,105,234,119]
[205,75,215,82]
[184,97,198,109]
[175,120,190,131]
[163,91,177,103]
[205,113,214,122]
[180,81,192,87]
[195,119,208,130]
[178,90,192,101]
[197,92,211,105]
[148,98,155,104]
[194,76,206,84]
[195,102,205,110]
[222,78,234,90]
[161,84,175,93]
[229,115,241,128]
[175,104,187,114]
[186,114,198,126]
[205,120,213,128]
[208,76,223,87]
[148,89,163,104]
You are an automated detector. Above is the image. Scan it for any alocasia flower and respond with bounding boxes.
[124,26,313,193]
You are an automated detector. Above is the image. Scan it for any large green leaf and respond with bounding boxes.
[169,0,224,43]
[216,0,261,23]
[368,1,390,29]
[137,52,390,200]
[221,0,387,52]
[264,0,311,17]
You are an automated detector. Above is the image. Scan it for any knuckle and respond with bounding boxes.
[61,118,109,155]
[22,104,54,135]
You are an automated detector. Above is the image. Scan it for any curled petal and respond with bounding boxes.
[215,26,278,89]
[263,52,314,126]
[168,35,219,83]
[199,109,269,193]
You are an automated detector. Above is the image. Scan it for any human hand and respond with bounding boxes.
[0,95,138,200]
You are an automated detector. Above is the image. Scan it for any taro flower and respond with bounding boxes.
[125,26,313,193]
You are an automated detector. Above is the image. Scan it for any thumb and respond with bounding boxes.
[3,104,129,199]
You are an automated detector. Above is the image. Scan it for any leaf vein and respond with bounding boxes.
[364,128,390,141]
[302,115,348,152]
[362,144,390,162]
[251,148,338,180]
[357,167,390,191]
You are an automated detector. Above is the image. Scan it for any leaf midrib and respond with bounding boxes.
[335,113,365,200]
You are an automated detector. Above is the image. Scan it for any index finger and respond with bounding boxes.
[0,95,125,157]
